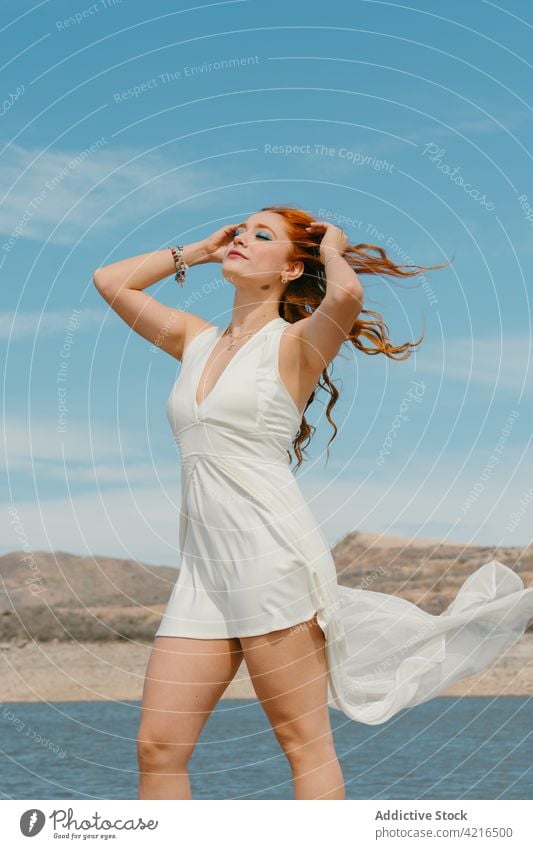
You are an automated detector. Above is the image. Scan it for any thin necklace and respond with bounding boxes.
[221,319,276,350]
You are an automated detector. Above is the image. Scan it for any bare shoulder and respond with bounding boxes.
[93,271,218,363]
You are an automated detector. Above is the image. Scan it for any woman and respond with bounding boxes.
[93,205,533,800]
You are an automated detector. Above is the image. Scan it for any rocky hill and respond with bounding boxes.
[332,531,533,615]
[1,534,531,642]
[0,549,177,642]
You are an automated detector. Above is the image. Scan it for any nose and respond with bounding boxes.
[233,229,247,248]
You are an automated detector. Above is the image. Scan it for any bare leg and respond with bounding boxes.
[240,614,345,799]
[136,634,243,799]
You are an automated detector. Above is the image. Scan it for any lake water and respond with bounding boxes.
[1,697,531,799]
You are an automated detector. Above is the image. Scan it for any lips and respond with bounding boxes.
[227,250,246,259]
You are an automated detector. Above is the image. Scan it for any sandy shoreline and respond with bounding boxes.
[1,635,532,703]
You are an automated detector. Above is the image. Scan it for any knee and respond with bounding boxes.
[136,729,193,772]
[275,724,337,767]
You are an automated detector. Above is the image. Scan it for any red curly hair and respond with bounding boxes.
[260,204,449,470]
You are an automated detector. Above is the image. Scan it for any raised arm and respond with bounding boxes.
[92,224,238,360]
[292,221,364,373]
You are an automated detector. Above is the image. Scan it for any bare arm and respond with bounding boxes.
[92,224,238,360]
[292,223,364,374]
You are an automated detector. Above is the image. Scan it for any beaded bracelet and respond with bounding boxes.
[168,245,188,287]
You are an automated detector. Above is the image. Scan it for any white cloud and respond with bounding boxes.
[1,458,528,570]
[0,309,107,340]
[300,469,532,551]
[1,417,155,466]
[2,485,181,568]
[415,335,532,392]
[9,458,177,486]
[407,110,533,142]
[0,142,211,248]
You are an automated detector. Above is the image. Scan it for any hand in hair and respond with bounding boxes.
[305,220,349,264]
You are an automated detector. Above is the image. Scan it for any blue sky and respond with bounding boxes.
[1,0,532,565]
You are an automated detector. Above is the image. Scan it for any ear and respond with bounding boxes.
[283,260,304,282]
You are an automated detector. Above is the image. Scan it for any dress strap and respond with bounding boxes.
[182,324,218,362]
[257,318,288,368]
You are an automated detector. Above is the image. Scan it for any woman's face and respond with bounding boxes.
[222,211,294,284]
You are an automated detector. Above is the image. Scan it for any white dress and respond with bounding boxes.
[155,316,533,724]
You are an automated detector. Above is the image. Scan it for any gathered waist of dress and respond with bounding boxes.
[174,420,291,465]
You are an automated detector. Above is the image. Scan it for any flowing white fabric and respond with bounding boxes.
[320,559,533,723]
[156,317,533,724]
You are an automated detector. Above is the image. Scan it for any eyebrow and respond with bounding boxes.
[235,221,277,236]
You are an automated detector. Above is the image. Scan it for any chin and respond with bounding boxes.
[222,268,238,284]
[222,269,257,287]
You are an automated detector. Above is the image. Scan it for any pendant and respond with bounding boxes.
[223,326,255,350]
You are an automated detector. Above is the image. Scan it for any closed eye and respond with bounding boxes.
[233,226,273,241]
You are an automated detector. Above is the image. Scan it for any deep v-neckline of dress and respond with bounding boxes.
[193,317,283,415]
